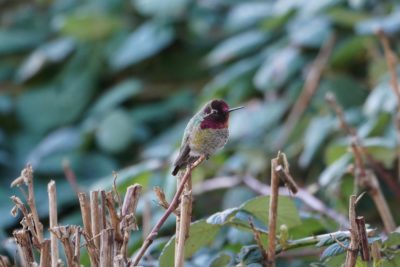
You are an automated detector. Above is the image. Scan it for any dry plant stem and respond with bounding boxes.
[82,232,99,267]
[79,193,99,267]
[370,242,381,265]
[396,114,400,183]
[345,195,359,267]
[352,140,395,232]
[113,255,124,267]
[25,166,44,245]
[51,226,75,267]
[11,166,44,246]
[276,34,335,148]
[100,191,107,230]
[377,30,400,183]
[39,239,51,267]
[175,173,183,263]
[186,177,193,239]
[361,172,396,232]
[175,170,193,264]
[13,229,35,265]
[10,196,42,248]
[275,229,374,254]
[356,216,370,261]
[63,160,80,196]
[142,196,152,240]
[99,229,114,267]
[74,228,81,267]
[0,256,11,267]
[78,192,93,239]
[377,30,400,101]
[120,184,142,261]
[121,184,142,224]
[175,192,191,267]
[326,93,400,198]
[132,155,205,266]
[105,192,123,243]
[249,218,268,266]
[275,165,298,194]
[154,187,180,216]
[48,181,59,267]
[90,191,101,250]
[267,157,279,267]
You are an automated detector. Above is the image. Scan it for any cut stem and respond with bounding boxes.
[48,181,59,267]
[267,157,279,267]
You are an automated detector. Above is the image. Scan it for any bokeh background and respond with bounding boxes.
[1,0,400,265]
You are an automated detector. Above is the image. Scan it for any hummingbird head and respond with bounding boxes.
[200,99,243,129]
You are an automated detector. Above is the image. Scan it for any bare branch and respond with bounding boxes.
[131,155,205,266]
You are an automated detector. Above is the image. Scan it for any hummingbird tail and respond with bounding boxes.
[172,166,180,176]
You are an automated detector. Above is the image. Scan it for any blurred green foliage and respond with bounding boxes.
[1,0,400,265]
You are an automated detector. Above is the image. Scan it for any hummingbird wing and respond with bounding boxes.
[172,114,200,176]
[171,143,190,176]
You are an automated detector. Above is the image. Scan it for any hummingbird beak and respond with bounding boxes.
[228,106,244,113]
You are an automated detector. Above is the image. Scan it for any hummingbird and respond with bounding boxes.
[172,99,244,176]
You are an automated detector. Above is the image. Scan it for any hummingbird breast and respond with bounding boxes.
[189,127,229,157]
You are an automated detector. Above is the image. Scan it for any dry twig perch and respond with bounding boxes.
[132,155,205,266]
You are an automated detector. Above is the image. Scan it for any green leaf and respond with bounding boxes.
[319,153,352,187]
[159,220,221,267]
[225,2,273,32]
[327,7,370,28]
[356,9,400,35]
[254,46,304,91]
[26,127,82,169]
[58,12,122,41]
[316,232,348,247]
[355,258,368,267]
[320,240,349,260]
[330,36,373,70]
[0,30,45,55]
[240,196,301,228]
[89,79,142,116]
[206,207,240,225]
[299,115,334,167]
[205,30,269,66]
[209,252,232,267]
[222,186,257,210]
[16,38,75,82]
[317,75,368,108]
[95,109,134,153]
[110,22,174,71]
[261,9,295,31]
[237,245,263,265]
[133,0,190,19]
[383,232,400,247]
[290,217,327,239]
[16,48,99,134]
[288,16,332,48]
[364,82,397,116]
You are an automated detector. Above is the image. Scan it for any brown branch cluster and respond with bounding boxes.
[326,92,400,199]
[344,195,370,267]
[8,165,142,267]
[267,152,298,267]
[376,29,400,184]
[326,93,396,233]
